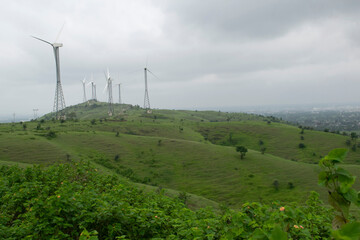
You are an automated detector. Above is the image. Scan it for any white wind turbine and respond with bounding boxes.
[81,76,87,102]
[32,25,66,119]
[143,64,160,113]
[86,74,97,101]
[104,68,114,116]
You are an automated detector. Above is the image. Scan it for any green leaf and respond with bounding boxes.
[338,173,356,194]
[332,221,360,240]
[343,189,360,207]
[327,149,348,164]
[269,225,287,240]
[251,228,267,240]
[318,171,328,186]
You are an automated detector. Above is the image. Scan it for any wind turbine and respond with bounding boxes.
[81,77,87,103]
[87,74,97,101]
[32,25,66,119]
[104,68,114,116]
[143,65,159,113]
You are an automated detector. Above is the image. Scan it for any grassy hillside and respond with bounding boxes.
[195,121,360,164]
[1,102,359,213]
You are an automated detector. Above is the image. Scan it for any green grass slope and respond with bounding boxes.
[1,102,359,212]
[1,124,359,210]
[195,121,360,165]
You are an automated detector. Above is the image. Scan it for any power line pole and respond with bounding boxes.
[33,109,39,119]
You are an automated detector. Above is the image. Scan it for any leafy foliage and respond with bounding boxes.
[319,149,360,227]
[318,148,360,238]
[236,145,248,159]
[0,162,336,239]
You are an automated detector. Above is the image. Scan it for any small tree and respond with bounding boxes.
[350,132,358,141]
[351,144,357,152]
[260,147,266,154]
[299,143,306,149]
[345,139,351,146]
[236,146,248,159]
[273,180,279,191]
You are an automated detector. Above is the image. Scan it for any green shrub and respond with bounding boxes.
[0,161,340,239]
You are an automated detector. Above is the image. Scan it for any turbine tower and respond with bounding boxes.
[93,83,97,101]
[81,77,87,102]
[144,67,151,111]
[104,68,114,116]
[143,67,159,113]
[87,74,97,101]
[116,83,122,104]
[32,27,66,119]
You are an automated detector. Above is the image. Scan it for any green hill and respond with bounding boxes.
[1,102,359,213]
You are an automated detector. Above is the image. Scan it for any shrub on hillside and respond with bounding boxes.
[0,162,339,239]
[298,143,306,149]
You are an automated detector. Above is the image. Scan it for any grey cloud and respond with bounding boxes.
[160,0,360,40]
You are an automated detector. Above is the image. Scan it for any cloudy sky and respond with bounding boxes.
[1,0,360,119]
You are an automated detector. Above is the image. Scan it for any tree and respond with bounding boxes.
[273,180,279,191]
[260,147,266,154]
[352,144,357,152]
[236,146,248,159]
[299,143,306,149]
[350,132,358,141]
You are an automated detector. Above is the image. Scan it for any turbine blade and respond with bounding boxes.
[107,67,110,79]
[31,36,52,45]
[55,22,65,43]
[103,83,108,93]
[147,69,160,80]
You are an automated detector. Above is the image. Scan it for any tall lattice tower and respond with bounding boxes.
[144,68,150,111]
[32,35,66,119]
[52,44,66,117]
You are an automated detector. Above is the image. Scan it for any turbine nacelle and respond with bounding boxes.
[53,43,63,48]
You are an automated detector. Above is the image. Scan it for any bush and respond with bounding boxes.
[298,143,306,149]
[46,130,57,139]
[0,162,336,239]
[273,180,279,191]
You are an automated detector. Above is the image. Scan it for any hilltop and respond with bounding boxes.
[1,101,359,211]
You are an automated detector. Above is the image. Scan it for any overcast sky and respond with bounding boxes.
[1,0,360,119]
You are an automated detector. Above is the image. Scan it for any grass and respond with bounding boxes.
[0,102,359,215]
[196,121,360,164]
